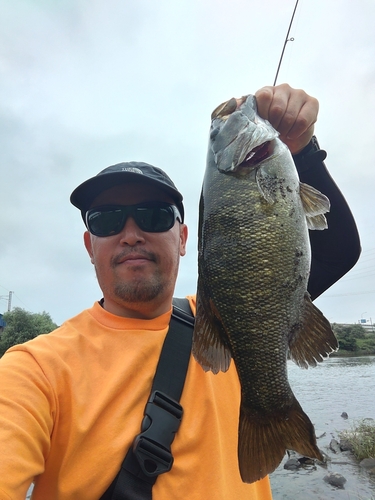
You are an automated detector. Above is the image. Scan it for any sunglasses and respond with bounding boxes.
[85,202,182,237]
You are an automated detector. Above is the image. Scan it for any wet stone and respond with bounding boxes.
[339,437,354,452]
[323,472,347,489]
[360,458,375,473]
[284,458,302,470]
[329,438,341,453]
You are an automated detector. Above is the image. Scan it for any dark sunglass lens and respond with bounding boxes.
[87,209,125,236]
[87,204,179,236]
[135,206,175,232]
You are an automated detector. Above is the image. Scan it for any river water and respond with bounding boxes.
[270,355,375,500]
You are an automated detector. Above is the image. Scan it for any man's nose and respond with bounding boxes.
[118,216,146,245]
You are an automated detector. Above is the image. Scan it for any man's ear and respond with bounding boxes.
[83,231,95,264]
[179,224,188,257]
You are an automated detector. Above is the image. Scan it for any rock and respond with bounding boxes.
[341,412,348,419]
[340,439,353,452]
[285,448,326,468]
[297,456,315,465]
[329,438,341,454]
[287,450,306,461]
[284,458,301,470]
[323,472,347,488]
[286,450,299,458]
[360,458,375,473]
[319,450,330,465]
[340,432,354,452]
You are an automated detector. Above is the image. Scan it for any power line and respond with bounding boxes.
[343,272,375,281]
[323,290,375,298]
[0,291,14,311]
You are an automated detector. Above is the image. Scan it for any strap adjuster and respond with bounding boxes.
[133,391,183,477]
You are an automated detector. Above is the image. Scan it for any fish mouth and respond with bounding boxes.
[237,140,273,170]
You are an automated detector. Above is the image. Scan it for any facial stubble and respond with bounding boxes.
[96,249,180,304]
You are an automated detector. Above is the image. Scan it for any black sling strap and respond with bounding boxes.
[100,298,194,500]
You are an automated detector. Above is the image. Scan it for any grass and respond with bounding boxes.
[340,419,375,461]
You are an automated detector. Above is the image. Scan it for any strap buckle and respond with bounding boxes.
[133,390,183,477]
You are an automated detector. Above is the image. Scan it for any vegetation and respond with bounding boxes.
[340,419,375,461]
[331,323,375,356]
[0,308,58,357]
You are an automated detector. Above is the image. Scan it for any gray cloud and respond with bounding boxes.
[1,0,374,326]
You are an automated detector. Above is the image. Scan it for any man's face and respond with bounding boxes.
[83,182,188,318]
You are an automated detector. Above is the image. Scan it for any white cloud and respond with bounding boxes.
[1,0,374,325]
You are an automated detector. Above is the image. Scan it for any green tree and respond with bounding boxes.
[346,324,366,339]
[332,323,366,352]
[0,308,58,356]
[357,336,375,353]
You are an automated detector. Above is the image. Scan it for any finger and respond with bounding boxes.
[256,84,292,131]
[284,98,319,140]
[254,86,274,121]
[268,84,297,131]
[254,84,319,153]
[274,88,316,140]
[279,98,318,154]
[256,84,318,137]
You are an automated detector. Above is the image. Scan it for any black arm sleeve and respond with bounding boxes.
[293,136,361,301]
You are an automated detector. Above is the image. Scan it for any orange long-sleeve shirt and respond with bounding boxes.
[0,298,272,499]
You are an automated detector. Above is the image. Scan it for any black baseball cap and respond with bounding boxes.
[70,161,184,222]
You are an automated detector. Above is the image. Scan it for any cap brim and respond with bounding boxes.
[70,171,183,213]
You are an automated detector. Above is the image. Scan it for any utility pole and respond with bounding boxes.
[7,291,13,312]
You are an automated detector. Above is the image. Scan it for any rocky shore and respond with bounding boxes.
[270,419,375,500]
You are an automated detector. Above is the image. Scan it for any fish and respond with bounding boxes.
[192,94,338,483]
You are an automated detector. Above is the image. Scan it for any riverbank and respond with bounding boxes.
[332,349,375,358]
[271,440,375,500]
[270,356,375,499]
[332,323,375,357]
[270,423,375,500]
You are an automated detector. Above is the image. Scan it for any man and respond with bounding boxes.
[0,84,360,499]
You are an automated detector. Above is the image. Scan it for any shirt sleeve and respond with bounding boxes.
[0,348,55,499]
[293,136,361,300]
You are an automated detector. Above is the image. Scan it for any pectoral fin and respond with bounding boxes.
[288,293,338,368]
[299,182,330,230]
[192,282,232,374]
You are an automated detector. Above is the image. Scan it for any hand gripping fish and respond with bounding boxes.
[193,95,338,483]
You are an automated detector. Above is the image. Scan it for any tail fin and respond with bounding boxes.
[238,398,323,483]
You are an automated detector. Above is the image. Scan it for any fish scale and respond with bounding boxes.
[193,94,338,483]
[203,170,306,405]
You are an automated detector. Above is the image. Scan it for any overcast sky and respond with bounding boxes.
[1,0,374,327]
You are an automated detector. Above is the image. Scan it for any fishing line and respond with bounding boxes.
[273,0,300,86]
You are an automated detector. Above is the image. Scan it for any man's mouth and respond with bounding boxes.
[113,251,155,267]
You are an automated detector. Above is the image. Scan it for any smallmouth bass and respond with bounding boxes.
[193,95,338,483]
